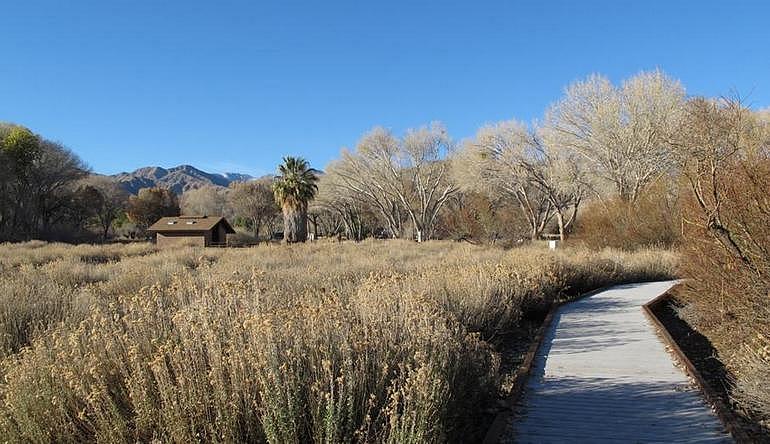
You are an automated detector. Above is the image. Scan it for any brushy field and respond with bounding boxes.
[0,240,676,443]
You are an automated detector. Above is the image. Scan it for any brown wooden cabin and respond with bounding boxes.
[147,216,235,247]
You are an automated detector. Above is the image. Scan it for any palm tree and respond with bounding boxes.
[272,156,320,243]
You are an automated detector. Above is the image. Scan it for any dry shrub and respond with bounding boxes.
[0,245,202,360]
[675,156,770,426]
[732,341,770,421]
[574,181,681,250]
[227,231,263,246]
[0,241,157,271]
[434,193,530,245]
[0,240,675,442]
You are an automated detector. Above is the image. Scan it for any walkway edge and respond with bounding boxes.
[482,285,613,444]
[642,289,751,443]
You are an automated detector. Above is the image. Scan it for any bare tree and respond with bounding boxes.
[672,97,766,265]
[454,120,585,240]
[126,187,179,233]
[399,123,458,242]
[31,141,89,235]
[328,135,406,239]
[542,70,685,202]
[227,179,279,239]
[181,185,229,217]
[329,123,457,242]
[311,171,372,241]
[80,176,129,240]
[530,134,589,240]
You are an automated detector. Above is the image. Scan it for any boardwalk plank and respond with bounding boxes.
[503,281,731,443]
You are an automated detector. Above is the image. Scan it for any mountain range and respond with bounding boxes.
[111,165,254,195]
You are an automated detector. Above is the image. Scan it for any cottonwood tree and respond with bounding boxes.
[328,141,405,239]
[542,70,685,202]
[31,141,89,235]
[79,176,129,240]
[311,171,372,241]
[399,123,458,242]
[227,179,279,238]
[530,135,589,240]
[272,157,319,243]
[0,147,9,234]
[0,125,40,238]
[0,124,89,240]
[455,120,585,240]
[126,187,179,233]
[329,123,456,242]
[181,185,229,217]
[454,121,548,241]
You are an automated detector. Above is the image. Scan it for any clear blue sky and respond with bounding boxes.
[2,1,769,176]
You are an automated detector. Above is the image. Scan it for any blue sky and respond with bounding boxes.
[2,1,769,176]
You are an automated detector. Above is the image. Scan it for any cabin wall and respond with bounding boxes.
[156,232,206,247]
[215,224,228,245]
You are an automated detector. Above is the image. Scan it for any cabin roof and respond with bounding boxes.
[147,216,236,233]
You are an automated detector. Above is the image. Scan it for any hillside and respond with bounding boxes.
[111,165,253,194]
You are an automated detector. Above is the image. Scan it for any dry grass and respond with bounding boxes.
[0,240,676,443]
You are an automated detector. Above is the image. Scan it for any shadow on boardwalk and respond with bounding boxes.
[514,377,727,443]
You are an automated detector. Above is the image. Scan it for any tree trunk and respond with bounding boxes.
[707,218,751,267]
[251,216,261,240]
[564,200,580,233]
[555,210,566,241]
[283,207,308,243]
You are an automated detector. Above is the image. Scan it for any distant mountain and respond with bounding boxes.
[219,172,254,182]
[112,165,254,195]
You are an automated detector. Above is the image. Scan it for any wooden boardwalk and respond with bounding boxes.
[503,281,731,443]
